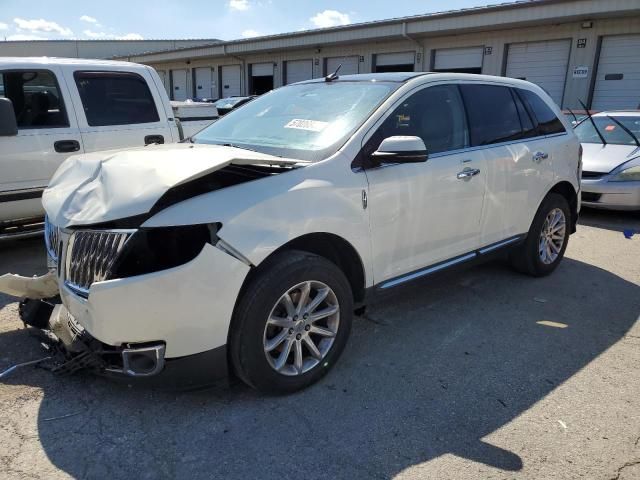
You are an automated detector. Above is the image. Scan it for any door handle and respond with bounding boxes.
[144,135,164,145]
[54,140,80,153]
[533,151,549,163]
[457,168,480,180]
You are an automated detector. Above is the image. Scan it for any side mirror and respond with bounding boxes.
[0,98,18,137]
[371,136,428,163]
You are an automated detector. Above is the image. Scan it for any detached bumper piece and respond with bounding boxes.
[16,299,228,389]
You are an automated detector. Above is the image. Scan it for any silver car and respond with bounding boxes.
[575,111,640,211]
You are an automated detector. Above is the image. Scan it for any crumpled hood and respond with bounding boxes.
[581,143,640,173]
[43,143,304,228]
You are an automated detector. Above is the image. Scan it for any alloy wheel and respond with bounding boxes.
[538,207,566,264]
[263,280,340,376]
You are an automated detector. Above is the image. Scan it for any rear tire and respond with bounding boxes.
[229,250,353,394]
[510,193,570,277]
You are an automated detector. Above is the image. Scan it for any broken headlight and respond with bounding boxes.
[110,223,219,279]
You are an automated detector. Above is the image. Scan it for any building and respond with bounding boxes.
[0,39,220,61]
[116,0,640,110]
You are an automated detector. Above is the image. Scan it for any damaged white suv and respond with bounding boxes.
[1,72,580,393]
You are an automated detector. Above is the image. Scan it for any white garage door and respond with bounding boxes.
[506,39,571,106]
[592,34,640,111]
[434,46,484,71]
[376,51,415,69]
[286,60,313,84]
[194,67,214,99]
[251,63,274,77]
[171,69,188,101]
[156,70,170,96]
[221,65,241,98]
[326,56,359,76]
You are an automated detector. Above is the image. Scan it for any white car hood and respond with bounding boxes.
[43,143,304,228]
[581,143,640,173]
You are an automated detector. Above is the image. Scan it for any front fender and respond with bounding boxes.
[143,157,373,285]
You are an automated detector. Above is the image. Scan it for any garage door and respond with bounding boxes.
[156,70,170,96]
[505,39,571,106]
[251,63,273,77]
[171,69,188,101]
[592,34,640,111]
[285,60,313,84]
[326,56,359,76]
[375,52,415,72]
[434,46,484,73]
[221,65,241,98]
[194,67,214,99]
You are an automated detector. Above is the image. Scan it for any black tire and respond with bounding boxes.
[509,193,571,277]
[229,250,353,394]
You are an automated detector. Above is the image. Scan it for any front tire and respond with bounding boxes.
[229,250,353,394]
[510,193,571,277]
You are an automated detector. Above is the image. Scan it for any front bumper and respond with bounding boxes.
[2,243,250,386]
[581,178,640,211]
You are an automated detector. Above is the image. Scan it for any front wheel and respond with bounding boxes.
[510,193,571,277]
[229,250,353,394]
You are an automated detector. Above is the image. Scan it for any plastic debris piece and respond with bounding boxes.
[623,229,636,239]
[537,320,568,329]
[0,356,52,379]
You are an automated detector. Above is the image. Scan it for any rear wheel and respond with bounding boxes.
[229,250,353,394]
[510,193,570,277]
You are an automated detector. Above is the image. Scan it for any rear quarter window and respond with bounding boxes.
[516,88,565,135]
[74,71,160,127]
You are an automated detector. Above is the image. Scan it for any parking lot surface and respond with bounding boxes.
[1,209,639,480]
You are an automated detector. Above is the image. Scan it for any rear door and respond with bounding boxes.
[458,83,559,245]
[0,66,83,221]
[65,68,173,152]
[363,83,486,283]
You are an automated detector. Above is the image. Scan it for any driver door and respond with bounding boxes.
[362,84,486,285]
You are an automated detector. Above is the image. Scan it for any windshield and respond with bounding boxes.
[575,116,640,145]
[193,81,398,161]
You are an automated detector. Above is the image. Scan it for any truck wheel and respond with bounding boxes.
[510,193,571,277]
[229,250,353,394]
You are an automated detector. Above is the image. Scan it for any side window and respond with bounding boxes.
[0,70,69,129]
[365,84,468,157]
[459,84,523,146]
[74,71,160,127]
[516,88,565,135]
[511,88,537,138]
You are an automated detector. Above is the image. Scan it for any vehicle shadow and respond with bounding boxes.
[578,207,640,233]
[0,257,638,479]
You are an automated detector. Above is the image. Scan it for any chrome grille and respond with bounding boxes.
[44,216,61,261]
[65,230,133,296]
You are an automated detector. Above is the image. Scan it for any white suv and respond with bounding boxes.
[2,72,581,393]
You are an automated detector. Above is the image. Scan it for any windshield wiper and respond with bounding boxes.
[579,99,607,145]
[606,115,640,148]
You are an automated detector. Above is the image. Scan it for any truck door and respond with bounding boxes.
[64,68,173,152]
[0,66,83,222]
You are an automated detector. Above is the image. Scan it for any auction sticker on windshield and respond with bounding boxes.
[285,119,328,132]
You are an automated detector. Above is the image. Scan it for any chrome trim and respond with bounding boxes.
[478,236,521,254]
[380,252,477,289]
[64,229,135,297]
[44,216,60,261]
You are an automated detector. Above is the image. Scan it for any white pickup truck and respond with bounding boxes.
[0,57,218,238]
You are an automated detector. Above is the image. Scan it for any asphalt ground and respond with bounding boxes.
[0,208,639,479]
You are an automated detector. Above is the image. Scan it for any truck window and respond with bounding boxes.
[74,71,160,127]
[0,70,69,129]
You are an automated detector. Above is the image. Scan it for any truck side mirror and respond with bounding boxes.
[0,98,18,137]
